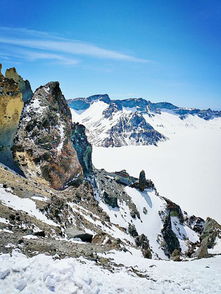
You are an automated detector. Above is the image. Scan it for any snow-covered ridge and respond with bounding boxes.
[68,95,221,147]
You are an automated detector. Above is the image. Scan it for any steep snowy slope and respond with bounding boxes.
[93,114,221,223]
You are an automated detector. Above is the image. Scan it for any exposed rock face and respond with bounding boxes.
[200,217,221,249]
[71,123,93,177]
[128,223,138,237]
[187,215,205,234]
[193,218,221,258]
[0,66,24,171]
[193,237,209,259]
[164,198,184,224]
[103,191,119,208]
[162,215,180,256]
[13,82,83,189]
[102,112,164,147]
[5,67,33,102]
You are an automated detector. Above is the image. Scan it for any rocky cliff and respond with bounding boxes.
[0,65,24,171]
[13,81,83,189]
[5,67,33,102]
[71,123,93,177]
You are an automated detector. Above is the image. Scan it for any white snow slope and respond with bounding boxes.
[91,111,221,223]
[1,250,221,294]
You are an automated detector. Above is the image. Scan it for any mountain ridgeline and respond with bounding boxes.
[0,64,220,263]
[68,94,221,147]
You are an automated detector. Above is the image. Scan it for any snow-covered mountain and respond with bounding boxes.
[68,94,221,147]
[1,66,221,293]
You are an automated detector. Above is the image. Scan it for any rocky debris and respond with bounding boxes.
[71,123,93,177]
[5,67,33,103]
[95,169,140,220]
[135,234,152,259]
[13,82,83,189]
[161,215,180,256]
[131,170,155,191]
[0,66,24,172]
[0,166,123,258]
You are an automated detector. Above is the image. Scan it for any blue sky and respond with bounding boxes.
[0,0,221,109]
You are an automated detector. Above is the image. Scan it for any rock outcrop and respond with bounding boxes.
[0,65,24,171]
[5,67,33,102]
[193,217,221,258]
[71,123,93,177]
[131,170,155,191]
[13,82,83,189]
[161,214,180,256]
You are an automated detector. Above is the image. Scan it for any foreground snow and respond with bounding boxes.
[0,250,221,294]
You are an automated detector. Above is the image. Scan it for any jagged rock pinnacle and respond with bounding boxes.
[13,81,83,189]
[5,67,33,102]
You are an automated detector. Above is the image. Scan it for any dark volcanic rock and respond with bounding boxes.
[162,215,180,256]
[131,170,155,191]
[71,123,93,177]
[13,82,83,189]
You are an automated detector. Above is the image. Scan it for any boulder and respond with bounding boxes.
[193,237,209,259]
[171,249,181,261]
[103,191,119,208]
[128,223,138,237]
[13,82,83,189]
[65,227,93,242]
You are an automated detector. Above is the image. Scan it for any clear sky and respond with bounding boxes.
[0,0,220,109]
